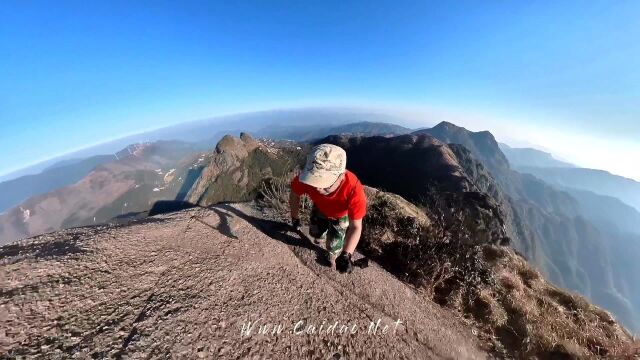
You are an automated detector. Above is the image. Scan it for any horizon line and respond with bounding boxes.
[1,105,639,183]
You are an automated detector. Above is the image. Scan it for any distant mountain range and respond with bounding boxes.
[0,108,411,214]
[259,121,412,141]
[0,108,412,183]
[498,143,640,212]
[413,121,640,332]
[0,141,198,243]
[1,109,639,334]
[499,143,575,168]
[516,166,640,213]
[562,187,640,236]
[0,155,116,214]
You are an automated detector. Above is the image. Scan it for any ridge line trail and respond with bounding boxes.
[0,203,486,359]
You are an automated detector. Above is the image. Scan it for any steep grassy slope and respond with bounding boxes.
[413,122,640,333]
[359,187,636,358]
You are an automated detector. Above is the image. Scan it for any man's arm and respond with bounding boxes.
[343,218,363,254]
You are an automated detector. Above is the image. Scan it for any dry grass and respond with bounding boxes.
[476,246,639,358]
[256,171,312,222]
[497,270,524,292]
[474,288,509,328]
[360,190,640,358]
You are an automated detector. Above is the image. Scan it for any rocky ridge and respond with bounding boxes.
[0,202,485,359]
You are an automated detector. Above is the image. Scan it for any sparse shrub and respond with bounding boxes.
[473,288,508,327]
[256,172,311,222]
[482,245,508,264]
[362,186,495,309]
[498,271,524,292]
[516,263,541,287]
[356,186,638,358]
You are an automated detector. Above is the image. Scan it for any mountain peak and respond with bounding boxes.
[413,122,510,176]
[432,121,465,131]
[215,133,259,156]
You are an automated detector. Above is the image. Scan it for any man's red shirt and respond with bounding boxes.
[291,170,367,220]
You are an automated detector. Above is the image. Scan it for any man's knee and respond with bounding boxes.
[309,223,326,239]
[326,234,345,255]
[326,225,346,254]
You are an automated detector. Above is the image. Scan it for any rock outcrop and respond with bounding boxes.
[186,133,303,206]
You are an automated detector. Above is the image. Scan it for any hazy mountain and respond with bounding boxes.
[0,108,410,183]
[146,108,410,144]
[0,155,116,213]
[499,143,575,168]
[607,231,640,329]
[495,143,640,233]
[0,141,199,244]
[0,158,73,183]
[41,159,82,171]
[260,121,412,141]
[558,187,640,236]
[517,166,640,212]
[413,121,640,333]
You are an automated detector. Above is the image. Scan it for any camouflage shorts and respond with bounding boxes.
[308,206,349,255]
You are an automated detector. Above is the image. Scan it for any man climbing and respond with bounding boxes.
[289,144,367,274]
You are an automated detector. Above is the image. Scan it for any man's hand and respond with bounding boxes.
[336,251,353,274]
[291,218,302,232]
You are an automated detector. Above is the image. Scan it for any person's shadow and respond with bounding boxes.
[143,200,334,267]
[217,203,332,267]
[188,207,239,240]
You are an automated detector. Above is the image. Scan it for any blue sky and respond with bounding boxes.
[1,1,639,179]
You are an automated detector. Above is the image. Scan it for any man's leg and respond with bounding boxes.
[326,215,349,258]
[308,205,329,242]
